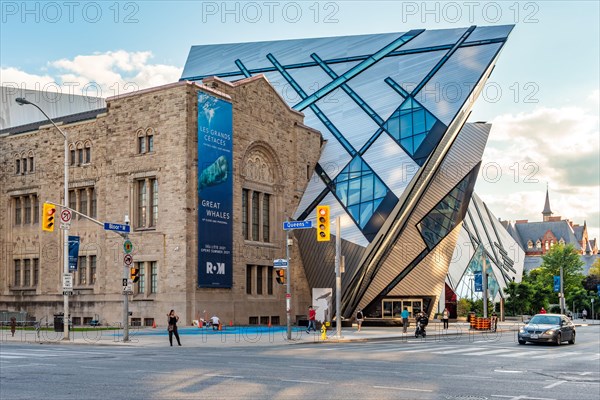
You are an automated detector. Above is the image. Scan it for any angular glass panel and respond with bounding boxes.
[412,109,426,134]
[348,178,362,205]
[399,114,412,139]
[348,204,360,222]
[400,138,413,154]
[374,179,387,199]
[359,202,373,227]
[386,116,400,139]
[413,133,426,150]
[361,174,374,202]
[336,180,349,204]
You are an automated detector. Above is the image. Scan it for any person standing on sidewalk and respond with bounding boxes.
[356,308,364,332]
[582,309,587,321]
[401,307,409,333]
[167,310,182,346]
[306,306,317,333]
[9,317,16,337]
[442,308,449,330]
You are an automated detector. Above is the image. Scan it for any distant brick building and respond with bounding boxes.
[0,77,323,326]
[502,188,599,273]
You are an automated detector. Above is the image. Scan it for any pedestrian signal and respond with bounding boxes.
[130,268,140,283]
[42,203,56,232]
[275,268,286,285]
[316,205,330,242]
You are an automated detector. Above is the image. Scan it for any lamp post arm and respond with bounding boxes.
[23,101,68,139]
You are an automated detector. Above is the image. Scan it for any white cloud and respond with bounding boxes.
[1,50,182,98]
[477,105,600,242]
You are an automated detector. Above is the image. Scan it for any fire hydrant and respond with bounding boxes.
[321,323,327,340]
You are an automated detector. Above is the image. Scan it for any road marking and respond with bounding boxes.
[433,347,485,354]
[81,366,106,370]
[443,374,492,380]
[288,365,326,370]
[494,369,524,373]
[460,348,513,356]
[0,355,24,359]
[544,380,566,389]
[205,374,244,379]
[281,379,329,385]
[498,351,534,357]
[491,395,556,399]
[389,345,458,353]
[373,385,432,392]
[529,352,579,359]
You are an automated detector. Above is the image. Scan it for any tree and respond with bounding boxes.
[505,280,533,316]
[589,257,600,277]
[538,244,585,297]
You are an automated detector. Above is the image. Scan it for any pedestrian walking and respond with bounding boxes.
[491,311,498,332]
[356,308,364,332]
[167,310,181,346]
[442,308,449,329]
[401,307,409,333]
[10,317,16,337]
[306,306,316,333]
[582,309,587,321]
[540,307,547,314]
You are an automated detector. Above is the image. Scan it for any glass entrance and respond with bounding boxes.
[382,299,423,318]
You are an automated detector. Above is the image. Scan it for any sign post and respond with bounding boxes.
[283,219,316,340]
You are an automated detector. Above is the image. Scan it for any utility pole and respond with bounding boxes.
[482,256,488,318]
[560,265,565,315]
[122,215,131,342]
[335,216,342,339]
[285,227,292,340]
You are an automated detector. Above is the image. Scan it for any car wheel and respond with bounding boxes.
[518,339,526,345]
[555,332,562,346]
[568,332,575,345]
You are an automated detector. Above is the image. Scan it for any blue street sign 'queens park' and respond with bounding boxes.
[103,222,131,233]
[283,220,313,230]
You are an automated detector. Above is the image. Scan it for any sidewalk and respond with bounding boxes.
[1,319,595,348]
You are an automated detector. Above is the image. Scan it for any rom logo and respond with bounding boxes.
[206,262,225,275]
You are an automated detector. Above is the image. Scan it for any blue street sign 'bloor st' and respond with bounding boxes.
[274,259,288,267]
[283,220,313,230]
[553,276,561,292]
[103,222,130,233]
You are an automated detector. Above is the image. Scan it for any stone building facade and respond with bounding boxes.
[0,77,323,327]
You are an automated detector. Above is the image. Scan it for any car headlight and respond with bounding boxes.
[519,328,526,333]
[544,329,556,335]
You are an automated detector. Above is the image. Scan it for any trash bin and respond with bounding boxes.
[53,313,64,332]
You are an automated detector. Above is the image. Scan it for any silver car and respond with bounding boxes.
[518,313,575,345]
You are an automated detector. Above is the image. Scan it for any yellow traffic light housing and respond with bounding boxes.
[42,202,56,232]
[316,205,330,242]
[130,268,140,283]
[275,268,286,285]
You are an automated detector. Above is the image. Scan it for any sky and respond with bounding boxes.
[1,1,599,241]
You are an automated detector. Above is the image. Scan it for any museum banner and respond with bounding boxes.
[197,91,233,288]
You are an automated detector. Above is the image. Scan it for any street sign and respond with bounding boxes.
[124,254,133,266]
[60,222,71,230]
[60,209,72,223]
[123,240,133,254]
[63,291,73,296]
[286,293,291,299]
[103,222,131,233]
[122,278,133,293]
[62,273,73,291]
[283,220,313,230]
[274,259,288,268]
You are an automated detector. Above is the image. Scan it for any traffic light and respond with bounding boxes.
[42,202,56,232]
[275,268,286,285]
[130,268,140,283]
[316,205,330,242]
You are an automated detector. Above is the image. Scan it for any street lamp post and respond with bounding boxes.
[16,97,70,341]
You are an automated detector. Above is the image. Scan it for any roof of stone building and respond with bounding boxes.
[513,220,582,251]
[573,224,585,242]
[524,254,599,275]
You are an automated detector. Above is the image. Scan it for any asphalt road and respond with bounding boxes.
[1,325,599,400]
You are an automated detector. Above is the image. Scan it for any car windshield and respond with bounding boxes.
[529,315,560,325]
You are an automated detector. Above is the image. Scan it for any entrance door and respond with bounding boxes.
[382,300,404,318]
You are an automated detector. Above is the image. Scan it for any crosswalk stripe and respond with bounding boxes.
[498,351,534,357]
[459,348,514,356]
[529,351,580,359]
[433,347,485,354]
[393,346,459,353]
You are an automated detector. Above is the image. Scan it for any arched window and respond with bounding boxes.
[137,127,155,154]
[536,240,542,249]
[84,141,92,164]
[527,240,533,249]
[28,151,35,172]
[559,238,565,245]
[69,144,76,166]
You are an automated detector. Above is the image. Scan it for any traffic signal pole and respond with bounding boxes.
[335,216,342,339]
[123,229,130,342]
[285,227,291,340]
